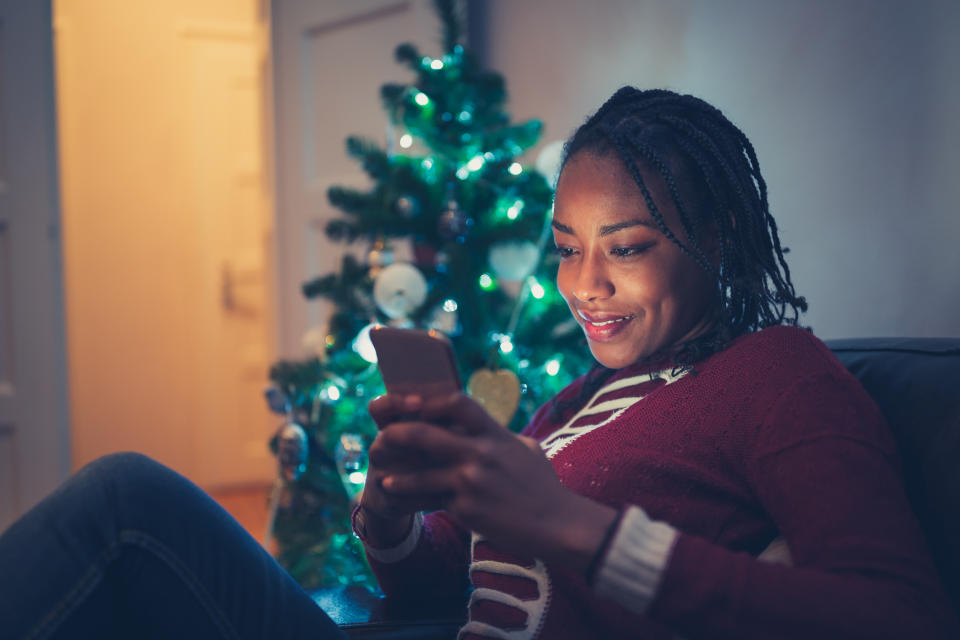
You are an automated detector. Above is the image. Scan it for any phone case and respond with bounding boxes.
[370,326,463,397]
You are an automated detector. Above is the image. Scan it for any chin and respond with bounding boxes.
[589,344,642,370]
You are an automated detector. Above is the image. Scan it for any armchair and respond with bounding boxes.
[312,337,960,638]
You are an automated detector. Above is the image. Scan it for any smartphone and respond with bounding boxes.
[370,326,463,398]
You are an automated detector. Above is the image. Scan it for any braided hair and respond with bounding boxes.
[551,87,808,417]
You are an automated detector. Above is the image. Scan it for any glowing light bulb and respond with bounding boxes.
[467,155,485,172]
[479,273,494,290]
[348,471,366,485]
[422,158,433,170]
[326,386,341,401]
[507,199,524,220]
[430,59,444,70]
[399,134,413,148]
[545,359,561,376]
[528,277,545,299]
[414,92,429,106]
[456,167,470,180]
[500,338,514,354]
[508,162,523,176]
[443,299,458,312]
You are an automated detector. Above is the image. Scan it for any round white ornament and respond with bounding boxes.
[488,240,540,282]
[373,262,428,319]
[353,323,380,363]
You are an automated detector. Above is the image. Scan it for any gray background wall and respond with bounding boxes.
[474,0,960,339]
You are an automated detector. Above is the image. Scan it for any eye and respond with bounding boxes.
[553,244,578,259]
[610,244,653,258]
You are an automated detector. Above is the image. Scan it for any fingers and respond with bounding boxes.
[371,420,478,466]
[418,392,501,437]
[517,435,544,455]
[367,394,423,430]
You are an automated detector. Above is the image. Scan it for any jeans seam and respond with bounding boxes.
[117,529,242,640]
[25,542,122,640]
[24,530,242,640]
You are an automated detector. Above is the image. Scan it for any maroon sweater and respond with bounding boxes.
[364,326,958,638]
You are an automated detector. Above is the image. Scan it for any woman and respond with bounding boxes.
[1,87,956,639]
[355,87,959,638]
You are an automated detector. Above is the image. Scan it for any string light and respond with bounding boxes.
[422,158,433,170]
[466,154,485,172]
[528,276,545,299]
[326,385,341,401]
[507,199,525,220]
[399,134,413,148]
[443,298,458,312]
[508,162,523,175]
[545,359,561,376]
[430,59,444,70]
[499,337,514,354]
[348,471,366,484]
[479,273,495,290]
[414,92,429,106]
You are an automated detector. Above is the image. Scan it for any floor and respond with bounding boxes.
[209,484,273,550]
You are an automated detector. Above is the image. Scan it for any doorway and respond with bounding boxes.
[54,0,277,490]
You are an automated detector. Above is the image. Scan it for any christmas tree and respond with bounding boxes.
[265,0,591,590]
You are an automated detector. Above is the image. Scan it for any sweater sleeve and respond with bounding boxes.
[362,509,471,601]
[613,370,958,639]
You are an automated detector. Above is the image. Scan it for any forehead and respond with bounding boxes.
[553,152,666,227]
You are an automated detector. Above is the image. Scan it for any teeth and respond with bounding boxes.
[590,316,632,326]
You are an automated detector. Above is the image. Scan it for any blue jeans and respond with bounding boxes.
[0,452,347,640]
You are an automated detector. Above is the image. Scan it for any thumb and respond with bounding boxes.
[517,435,543,455]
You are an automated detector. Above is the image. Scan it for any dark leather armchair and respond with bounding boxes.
[312,337,960,638]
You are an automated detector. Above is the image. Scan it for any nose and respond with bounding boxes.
[572,251,614,302]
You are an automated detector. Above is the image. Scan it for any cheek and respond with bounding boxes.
[555,264,576,303]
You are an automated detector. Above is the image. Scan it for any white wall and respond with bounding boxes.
[479,0,960,339]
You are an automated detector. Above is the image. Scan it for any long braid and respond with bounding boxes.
[551,87,807,419]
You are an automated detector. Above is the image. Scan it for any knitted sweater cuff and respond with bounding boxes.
[361,511,424,564]
[593,505,678,614]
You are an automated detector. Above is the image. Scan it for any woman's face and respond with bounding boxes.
[552,151,718,369]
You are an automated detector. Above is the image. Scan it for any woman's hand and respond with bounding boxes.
[368,392,617,570]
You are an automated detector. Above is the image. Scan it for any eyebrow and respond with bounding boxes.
[551,218,658,236]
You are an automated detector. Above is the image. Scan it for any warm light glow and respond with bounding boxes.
[414,92,429,106]
[508,162,523,175]
[399,134,413,148]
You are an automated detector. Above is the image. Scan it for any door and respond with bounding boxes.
[271,0,437,358]
[0,0,72,531]
[54,0,275,489]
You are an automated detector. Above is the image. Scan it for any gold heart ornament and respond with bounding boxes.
[467,368,521,427]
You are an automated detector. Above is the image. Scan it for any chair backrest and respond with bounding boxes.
[827,338,960,614]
